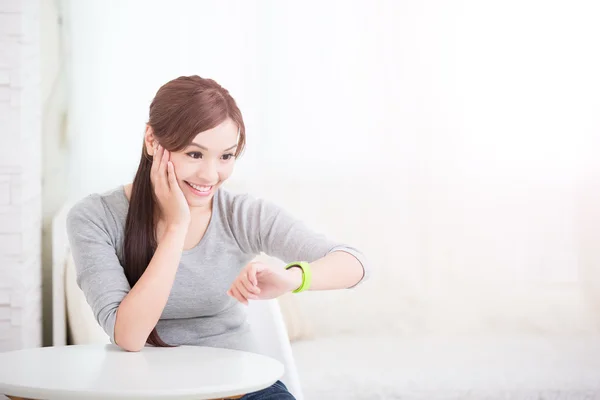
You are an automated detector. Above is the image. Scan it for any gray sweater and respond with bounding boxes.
[66,185,369,353]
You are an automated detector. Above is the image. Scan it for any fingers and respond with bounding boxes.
[167,161,178,190]
[160,145,169,178]
[236,279,259,301]
[241,265,260,295]
[227,263,263,305]
[247,263,258,286]
[152,144,170,194]
[228,285,249,305]
[151,144,164,191]
[151,143,162,175]
[228,277,258,303]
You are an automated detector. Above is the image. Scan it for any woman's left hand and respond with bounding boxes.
[227,261,303,305]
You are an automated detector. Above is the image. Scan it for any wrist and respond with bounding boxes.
[166,222,188,234]
[284,261,312,293]
[162,224,187,244]
[286,267,304,293]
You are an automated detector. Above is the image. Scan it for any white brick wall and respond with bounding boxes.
[0,0,43,351]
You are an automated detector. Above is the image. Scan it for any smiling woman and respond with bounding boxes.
[140,77,245,208]
[124,77,247,347]
[64,75,370,400]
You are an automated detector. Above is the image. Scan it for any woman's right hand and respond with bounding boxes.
[151,143,191,230]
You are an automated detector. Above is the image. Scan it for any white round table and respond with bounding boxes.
[0,344,284,400]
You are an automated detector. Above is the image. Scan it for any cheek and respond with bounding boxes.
[170,158,194,179]
[218,163,235,180]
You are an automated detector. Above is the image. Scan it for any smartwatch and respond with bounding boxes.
[284,261,312,293]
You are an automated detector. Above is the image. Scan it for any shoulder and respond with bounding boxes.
[67,194,106,224]
[66,186,127,235]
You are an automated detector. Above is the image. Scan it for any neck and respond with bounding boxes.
[189,201,213,220]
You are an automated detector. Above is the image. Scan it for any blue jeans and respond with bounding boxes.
[238,380,296,399]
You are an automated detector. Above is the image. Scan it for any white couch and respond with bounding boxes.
[55,177,600,399]
[227,177,600,399]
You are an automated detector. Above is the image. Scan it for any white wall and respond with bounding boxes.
[66,0,266,199]
[0,0,43,351]
[63,0,600,328]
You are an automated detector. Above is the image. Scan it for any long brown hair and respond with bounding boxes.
[123,76,246,347]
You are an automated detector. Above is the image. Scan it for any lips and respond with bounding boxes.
[186,182,212,191]
[185,181,214,197]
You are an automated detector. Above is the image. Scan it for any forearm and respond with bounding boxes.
[289,250,365,291]
[114,226,186,351]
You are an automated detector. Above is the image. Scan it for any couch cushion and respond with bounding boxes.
[291,334,600,400]
[65,252,111,344]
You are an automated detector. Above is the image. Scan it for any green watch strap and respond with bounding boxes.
[284,261,311,293]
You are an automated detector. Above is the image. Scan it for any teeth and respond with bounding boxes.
[188,182,212,192]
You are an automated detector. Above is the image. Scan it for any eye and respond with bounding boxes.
[222,153,235,161]
[187,152,203,159]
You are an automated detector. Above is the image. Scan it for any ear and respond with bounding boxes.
[144,125,157,156]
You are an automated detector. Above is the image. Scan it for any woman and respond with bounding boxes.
[66,75,370,399]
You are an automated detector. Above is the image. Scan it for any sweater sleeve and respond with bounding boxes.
[65,195,131,344]
[228,193,370,287]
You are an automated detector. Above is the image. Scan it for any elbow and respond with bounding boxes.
[115,333,146,352]
[344,250,371,288]
[122,344,144,353]
[113,316,147,352]
[347,268,366,289]
[330,247,369,273]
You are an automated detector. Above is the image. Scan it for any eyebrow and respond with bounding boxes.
[188,143,238,152]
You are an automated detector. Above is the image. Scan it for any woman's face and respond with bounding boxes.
[155,118,239,210]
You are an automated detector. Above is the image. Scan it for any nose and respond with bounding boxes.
[198,159,219,184]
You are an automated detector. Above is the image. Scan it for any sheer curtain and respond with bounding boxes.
[66,0,600,333]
